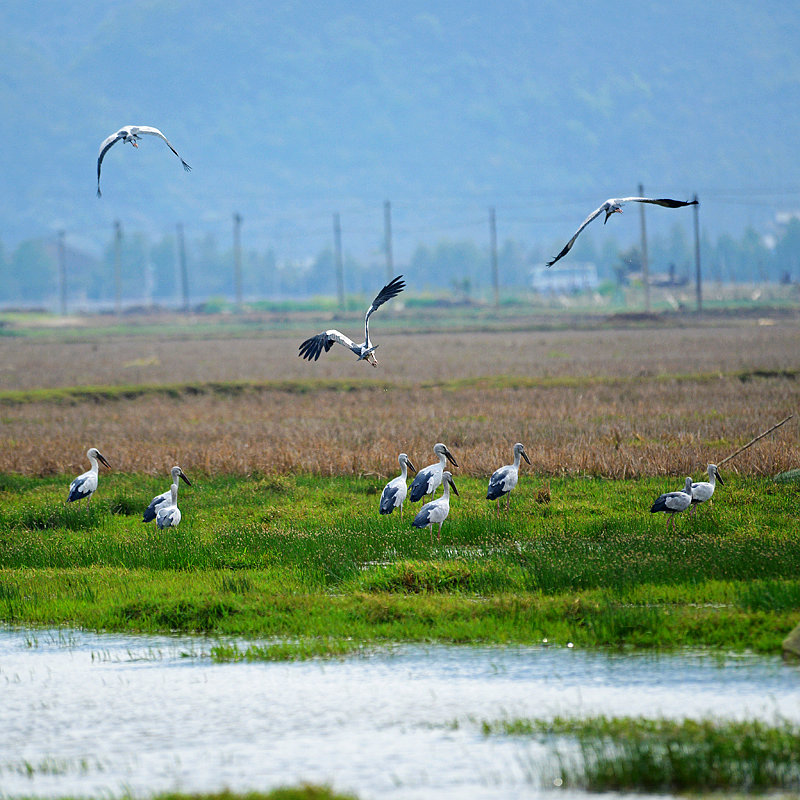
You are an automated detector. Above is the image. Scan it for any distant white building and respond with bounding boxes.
[530,261,599,294]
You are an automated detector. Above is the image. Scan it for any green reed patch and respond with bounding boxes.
[211,638,365,662]
[481,715,800,793]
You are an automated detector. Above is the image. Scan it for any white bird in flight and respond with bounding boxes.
[97,125,191,197]
[547,196,698,268]
[298,275,405,367]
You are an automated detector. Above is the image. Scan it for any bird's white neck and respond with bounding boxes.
[88,455,100,473]
[400,461,408,479]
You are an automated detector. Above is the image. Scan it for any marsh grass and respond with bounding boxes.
[0,474,798,649]
[481,716,800,793]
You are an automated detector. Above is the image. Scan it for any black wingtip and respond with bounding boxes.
[182,161,192,172]
[96,187,102,198]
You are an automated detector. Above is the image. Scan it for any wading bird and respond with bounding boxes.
[143,466,192,523]
[379,453,417,517]
[298,275,405,367]
[156,483,181,529]
[412,470,459,542]
[690,464,723,514]
[67,447,111,507]
[547,196,698,267]
[409,443,459,504]
[97,125,192,197]
[487,442,531,515]
[650,476,693,529]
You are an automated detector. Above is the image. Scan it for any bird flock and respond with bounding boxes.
[85,122,713,533]
[67,443,723,535]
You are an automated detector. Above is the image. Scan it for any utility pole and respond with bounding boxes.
[692,194,702,313]
[638,183,650,312]
[114,220,122,315]
[233,213,243,311]
[383,200,394,282]
[176,223,190,312]
[57,230,67,315]
[489,206,499,307]
[333,211,344,310]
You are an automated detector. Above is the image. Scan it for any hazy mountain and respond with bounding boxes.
[2,0,799,265]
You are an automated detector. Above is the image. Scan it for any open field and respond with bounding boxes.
[0,311,798,653]
[0,311,798,478]
[1,308,799,389]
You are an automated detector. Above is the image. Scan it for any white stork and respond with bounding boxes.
[379,453,417,517]
[408,443,458,504]
[487,442,531,515]
[298,275,405,367]
[690,464,723,514]
[155,483,181,529]
[547,196,698,267]
[412,470,459,542]
[97,125,192,197]
[650,476,693,529]
[143,466,192,523]
[67,447,111,508]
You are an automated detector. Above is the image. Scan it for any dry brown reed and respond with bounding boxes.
[1,316,797,479]
[1,375,796,479]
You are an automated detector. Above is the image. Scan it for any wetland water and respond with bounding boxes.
[2,628,799,799]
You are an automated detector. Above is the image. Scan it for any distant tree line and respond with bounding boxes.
[1,218,800,310]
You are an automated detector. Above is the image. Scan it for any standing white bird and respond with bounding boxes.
[690,464,723,514]
[143,466,192,523]
[487,442,531,515]
[97,125,192,197]
[412,471,459,542]
[650,476,694,529]
[547,196,698,267]
[379,453,417,517]
[155,483,181,529]
[67,447,111,507]
[408,443,459,504]
[298,275,405,367]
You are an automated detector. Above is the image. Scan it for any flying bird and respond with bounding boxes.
[156,483,182,529]
[690,464,723,514]
[67,447,111,507]
[379,453,417,517]
[409,443,458,504]
[143,466,192,523]
[547,196,698,268]
[487,442,531,515]
[650,476,693,528]
[412,470,459,542]
[298,275,405,367]
[97,125,192,197]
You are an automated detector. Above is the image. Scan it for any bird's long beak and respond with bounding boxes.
[448,476,459,496]
[97,453,111,469]
[522,450,531,465]
[716,470,724,485]
[603,208,621,224]
[445,448,458,468]
[407,460,417,475]
[132,141,138,148]
[180,472,192,486]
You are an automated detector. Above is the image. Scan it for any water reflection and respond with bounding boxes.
[1,627,798,799]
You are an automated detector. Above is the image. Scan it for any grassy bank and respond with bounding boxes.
[478,715,800,793]
[1,473,798,652]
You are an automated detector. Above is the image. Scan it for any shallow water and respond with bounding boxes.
[1,627,799,799]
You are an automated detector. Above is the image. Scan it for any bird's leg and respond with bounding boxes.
[429,523,433,545]
[438,522,443,542]
[506,495,511,513]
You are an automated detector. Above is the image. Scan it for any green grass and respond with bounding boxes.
[479,715,800,793]
[0,473,798,652]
